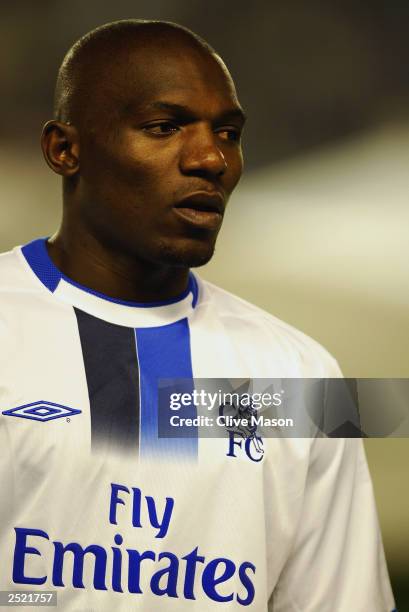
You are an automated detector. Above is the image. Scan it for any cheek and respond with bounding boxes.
[226,150,244,191]
[78,131,182,233]
[80,148,163,212]
[110,151,177,206]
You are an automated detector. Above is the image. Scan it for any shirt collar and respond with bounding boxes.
[20,238,199,328]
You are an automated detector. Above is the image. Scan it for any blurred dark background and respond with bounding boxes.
[1,1,408,607]
[1,0,409,168]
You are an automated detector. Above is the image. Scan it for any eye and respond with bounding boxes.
[216,127,241,142]
[142,121,179,136]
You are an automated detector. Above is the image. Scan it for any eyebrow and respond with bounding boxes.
[139,101,247,124]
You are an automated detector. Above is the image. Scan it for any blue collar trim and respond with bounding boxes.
[21,238,199,309]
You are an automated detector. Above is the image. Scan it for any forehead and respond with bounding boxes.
[91,42,241,121]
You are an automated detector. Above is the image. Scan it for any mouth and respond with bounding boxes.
[173,192,225,230]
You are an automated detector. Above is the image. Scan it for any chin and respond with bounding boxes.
[156,237,216,268]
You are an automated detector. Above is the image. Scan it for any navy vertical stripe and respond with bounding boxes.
[74,308,140,453]
[136,318,197,459]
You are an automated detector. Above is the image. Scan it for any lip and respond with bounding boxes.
[173,191,225,230]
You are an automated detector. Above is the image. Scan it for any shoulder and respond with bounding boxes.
[0,244,53,298]
[0,244,47,294]
[0,246,35,370]
[195,276,341,377]
[0,245,50,330]
[0,246,38,307]
[0,247,25,284]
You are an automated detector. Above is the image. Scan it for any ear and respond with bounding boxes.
[41,120,80,176]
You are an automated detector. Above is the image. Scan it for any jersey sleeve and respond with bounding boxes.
[269,437,396,611]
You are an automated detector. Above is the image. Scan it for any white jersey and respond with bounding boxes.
[0,238,395,611]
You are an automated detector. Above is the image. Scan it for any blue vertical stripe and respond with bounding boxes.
[136,318,197,460]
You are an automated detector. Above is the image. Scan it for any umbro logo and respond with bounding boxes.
[2,401,81,422]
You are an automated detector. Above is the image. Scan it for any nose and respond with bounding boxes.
[179,124,227,179]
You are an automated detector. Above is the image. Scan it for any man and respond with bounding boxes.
[0,19,395,611]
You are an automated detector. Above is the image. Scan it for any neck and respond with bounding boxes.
[46,228,190,303]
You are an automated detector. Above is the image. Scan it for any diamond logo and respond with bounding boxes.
[2,401,81,422]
